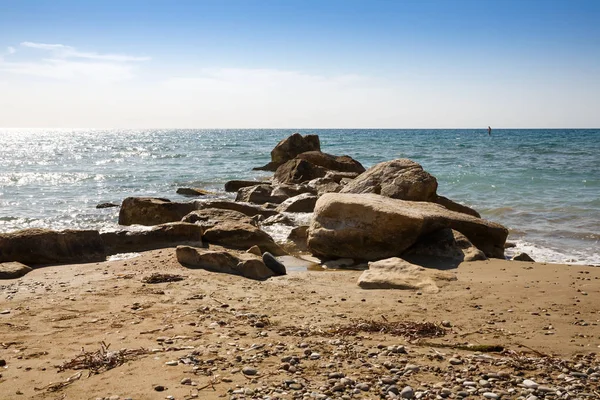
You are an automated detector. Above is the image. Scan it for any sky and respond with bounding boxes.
[0,0,599,128]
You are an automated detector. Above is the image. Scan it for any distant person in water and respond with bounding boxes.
[488,126,492,136]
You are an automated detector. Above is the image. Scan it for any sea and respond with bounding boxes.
[0,129,598,266]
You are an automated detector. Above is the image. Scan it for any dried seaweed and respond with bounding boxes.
[142,273,185,284]
[57,342,150,375]
[34,371,81,392]
[279,319,446,340]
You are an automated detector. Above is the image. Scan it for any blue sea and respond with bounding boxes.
[0,129,598,266]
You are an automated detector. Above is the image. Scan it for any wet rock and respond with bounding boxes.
[176,187,210,196]
[262,252,286,276]
[96,202,119,209]
[512,252,535,262]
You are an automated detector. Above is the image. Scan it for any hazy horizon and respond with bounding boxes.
[1,0,599,129]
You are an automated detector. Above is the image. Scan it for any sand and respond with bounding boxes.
[1,250,599,399]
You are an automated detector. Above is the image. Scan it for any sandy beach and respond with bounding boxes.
[1,250,598,399]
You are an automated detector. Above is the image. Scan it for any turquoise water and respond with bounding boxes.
[0,129,598,265]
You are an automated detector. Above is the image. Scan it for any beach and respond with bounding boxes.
[1,251,599,399]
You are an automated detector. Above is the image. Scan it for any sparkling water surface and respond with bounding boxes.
[0,129,598,265]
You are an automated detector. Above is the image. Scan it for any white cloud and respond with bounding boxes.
[0,42,149,82]
[7,46,16,55]
[20,41,150,62]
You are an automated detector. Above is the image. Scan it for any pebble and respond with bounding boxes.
[482,393,499,399]
[180,377,192,385]
[404,364,420,373]
[242,366,258,375]
[522,379,538,389]
[356,383,370,391]
[400,386,415,399]
[165,360,178,366]
[154,385,166,391]
[449,357,463,365]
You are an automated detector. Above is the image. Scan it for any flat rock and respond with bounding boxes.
[181,208,258,228]
[357,257,456,293]
[0,228,106,265]
[101,222,203,254]
[0,262,33,279]
[196,200,279,218]
[119,197,197,226]
[176,187,211,196]
[276,193,318,213]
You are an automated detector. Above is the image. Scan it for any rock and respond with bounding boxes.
[196,200,279,218]
[400,386,415,399]
[262,252,286,275]
[512,252,535,262]
[235,184,287,205]
[101,222,203,254]
[225,180,262,192]
[271,133,321,166]
[176,187,211,196]
[434,195,480,218]
[176,246,274,280]
[308,177,343,195]
[246,245,262,256]
[295,151,365,174]
[340,159,438,201]
[324,171,362,183]
[307,193,507,260]
[181,208,258,228]
[203,222,286,256]
[522,379,538,389]
[271,184,316,198]
[482,393,499,400]
[274,159,328,184]
[119,197,197,226]
[276,193,318,213]
[241,366,258,375]
[0,262,33,279]
[96,202,119,209]
[288,226,309,241]
[261,214,294,226]
[357,258,456,293]
[0,228,106,265]
[449,357,463,365]
[403,228,487,265]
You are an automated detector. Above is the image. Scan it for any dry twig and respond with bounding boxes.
[142,273,185,284]
[57,342,150,375]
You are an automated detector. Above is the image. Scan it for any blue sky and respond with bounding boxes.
[0,0,599,128]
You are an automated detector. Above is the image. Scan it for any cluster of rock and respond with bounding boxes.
[0,132,510,287]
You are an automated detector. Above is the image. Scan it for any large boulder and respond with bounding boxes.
[307,193,507,260]
[176,246,274,280]
[235,184,287,205]
[296,151,365,174]
[181,208,258,228]
[254,133,321,171]
[0,229,106,265]
[0,262,33,279]
[276,193,318,213]
[203,222,287,256]
[196,200,279,218]
[273,159,328,184]
[341,159,438,201]
[101,222,203,254]
[119,197,197,226]
[357,257,456,293]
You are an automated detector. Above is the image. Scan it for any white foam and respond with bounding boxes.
[506,240,600,266]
